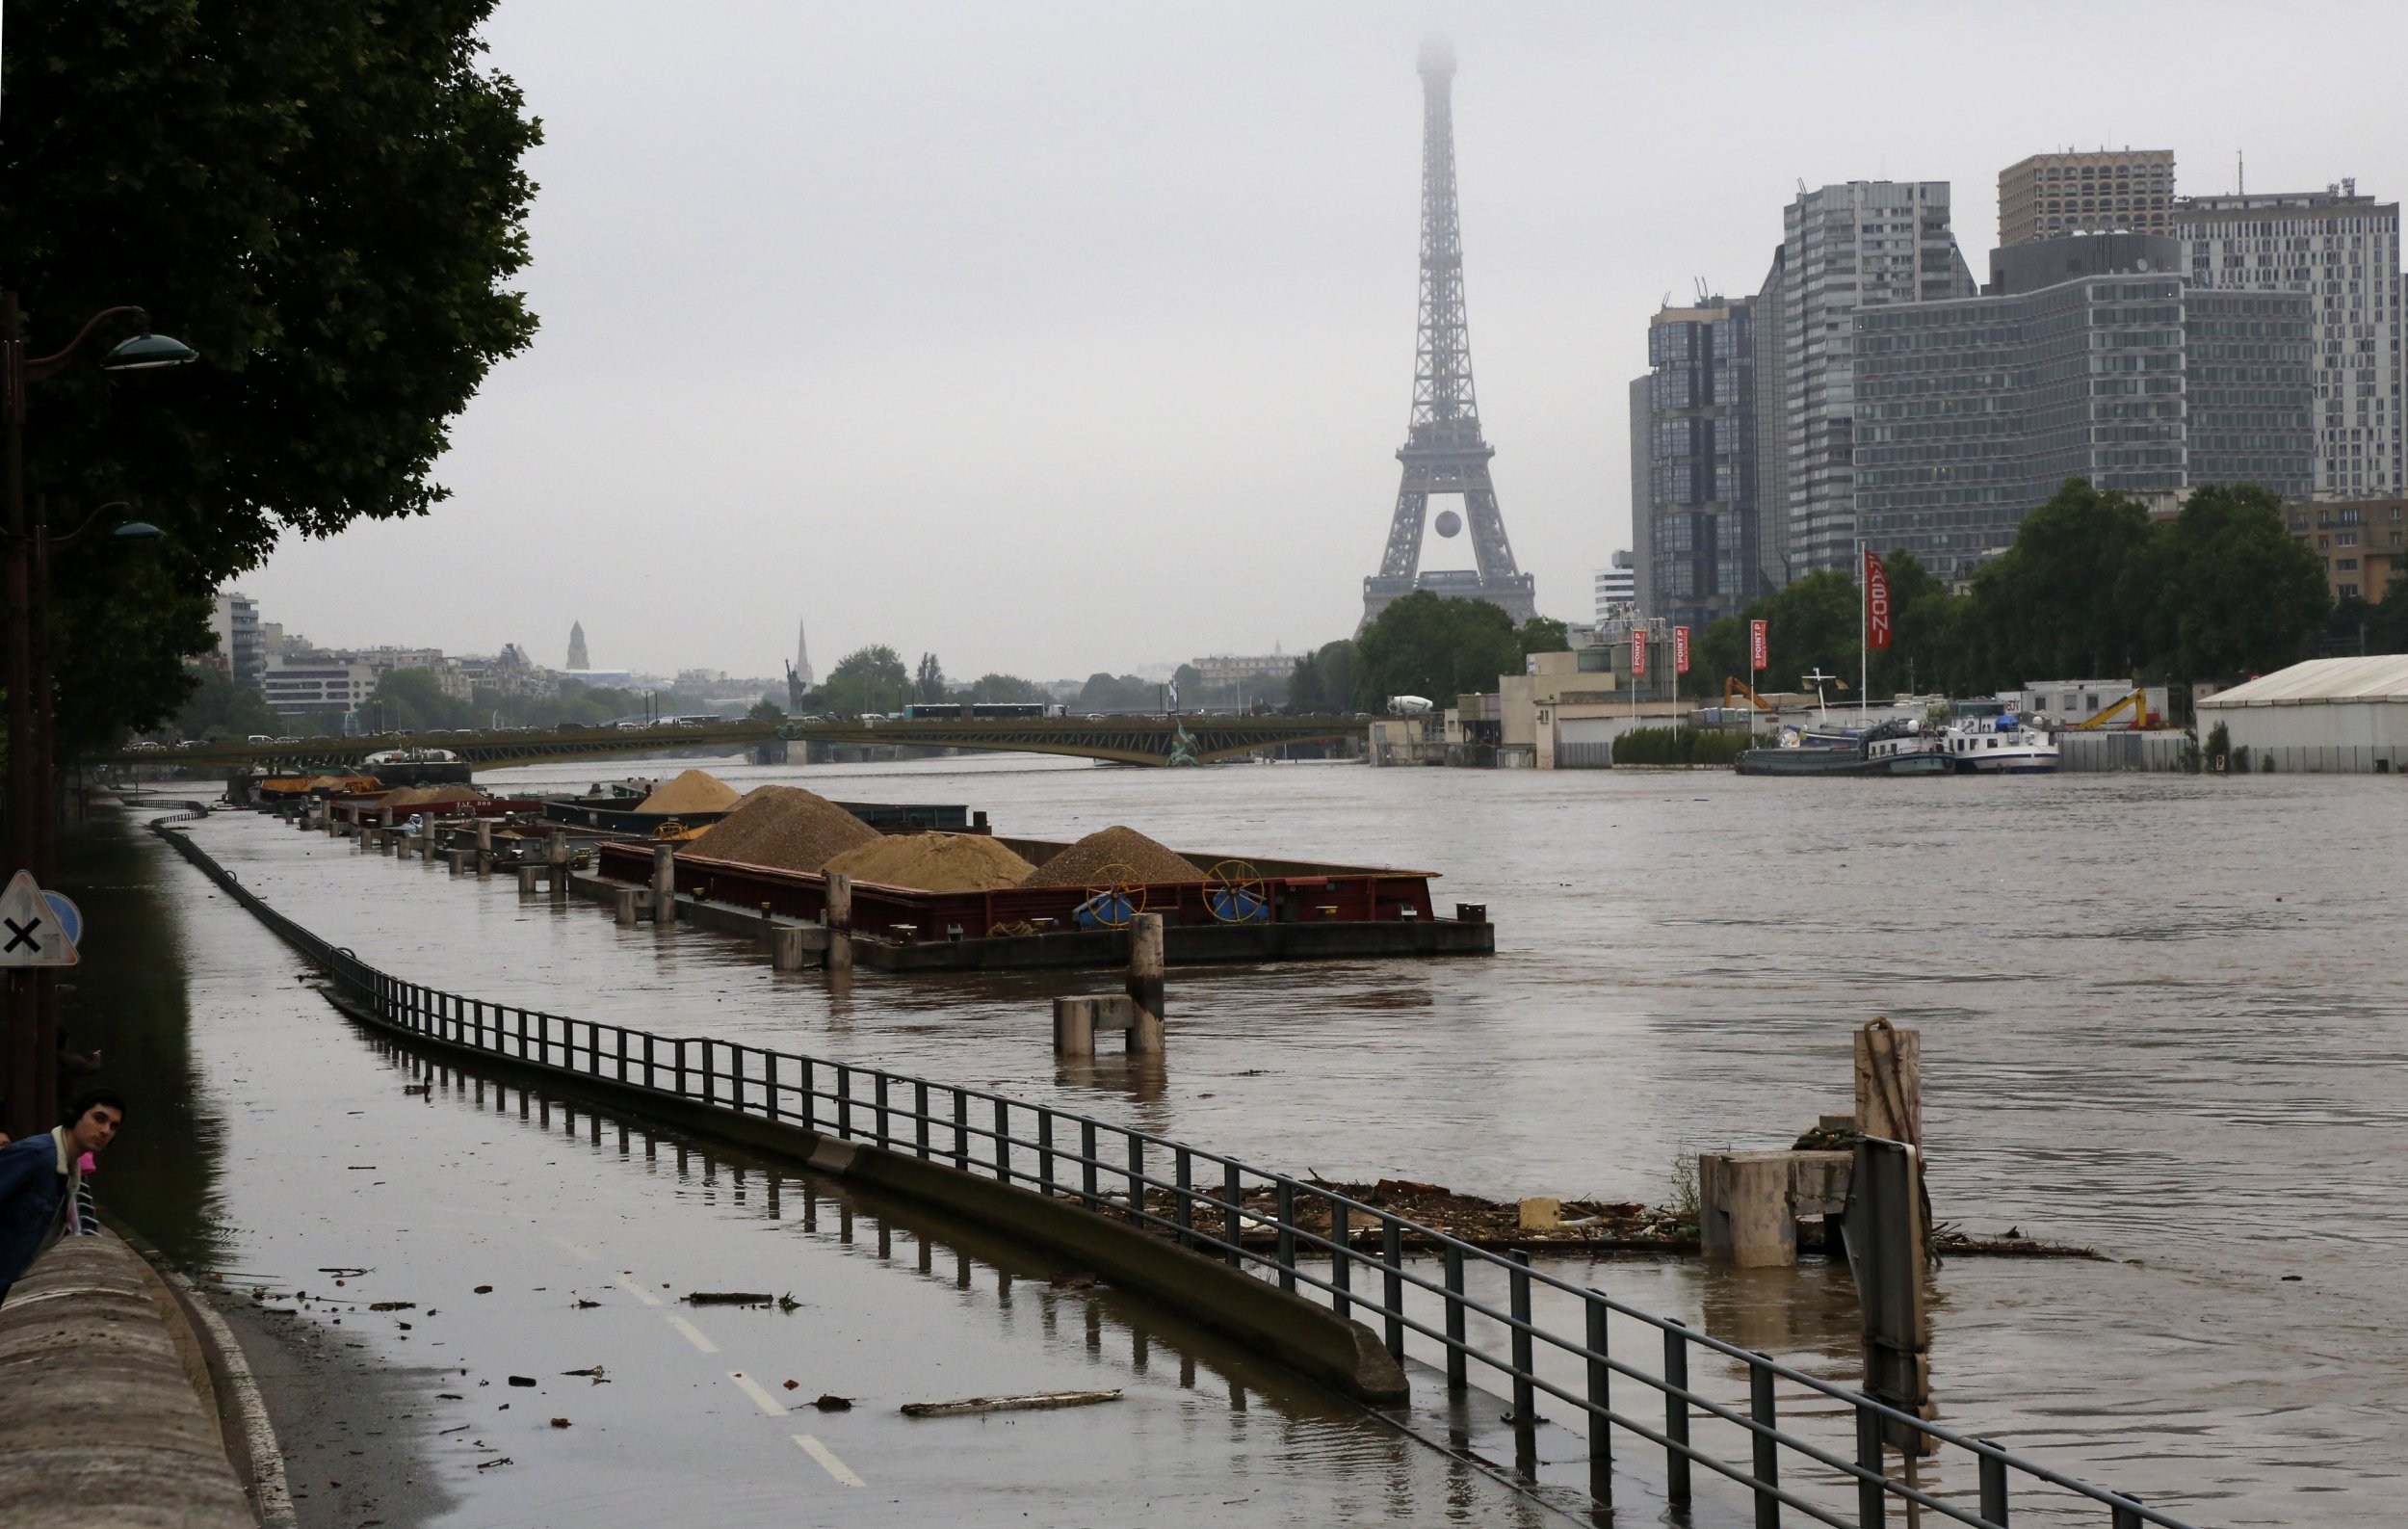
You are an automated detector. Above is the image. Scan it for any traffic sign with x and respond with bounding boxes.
[0,871,79,967]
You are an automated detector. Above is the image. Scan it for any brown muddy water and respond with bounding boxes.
[72,756,2407,1524]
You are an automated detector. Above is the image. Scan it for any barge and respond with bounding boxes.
[591,836,1492,970]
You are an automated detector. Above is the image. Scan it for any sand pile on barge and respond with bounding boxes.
[820,832,1036,893]
[1019,826,1201,886]
[683,785,877,872]
[636,769,739,815]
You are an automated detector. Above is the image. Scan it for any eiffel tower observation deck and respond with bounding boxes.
[1360,41,1535,631]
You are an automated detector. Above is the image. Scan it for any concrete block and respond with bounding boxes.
[1517,1197,1561,1231]
[770,924,815,971]
[1699,1152,1800,1267]
[615,886,644,925]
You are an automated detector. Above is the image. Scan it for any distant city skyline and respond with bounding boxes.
[237,1,2408,672]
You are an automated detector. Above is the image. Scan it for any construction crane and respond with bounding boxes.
[2069,689,2150,729]
[1724,677,1774,711]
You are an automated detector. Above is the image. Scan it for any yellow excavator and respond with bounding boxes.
[2070,689,2151,729]
[1724,676,1775,711]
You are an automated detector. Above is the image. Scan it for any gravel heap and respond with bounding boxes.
[637,769,740,816]
[820,832,1036,893]
[1019,826,1201,886]
[683,785,878,872]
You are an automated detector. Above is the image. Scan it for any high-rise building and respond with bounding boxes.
[211,592,262,689]
[1768,182,1979,577]
[1627,376,1653,617]
[1635,298,1759,631]
[1852,235,2314,581]
[1751,246,1792,588]
[1592,552,1636,622]
[1999,149,2176,247]
[2175,182,2404,499]
[566,620,589,672]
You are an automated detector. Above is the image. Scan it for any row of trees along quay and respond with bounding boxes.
[1324,480,2403,723]
[0,4,542,1134]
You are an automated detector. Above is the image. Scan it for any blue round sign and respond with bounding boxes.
[41,891,82,948]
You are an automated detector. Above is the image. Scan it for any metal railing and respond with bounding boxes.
[153,815,2195,1529]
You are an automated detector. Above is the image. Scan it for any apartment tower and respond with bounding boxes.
[1999,149,2176,247]
[1770,181,1979,577]
[2175,181,2404,498]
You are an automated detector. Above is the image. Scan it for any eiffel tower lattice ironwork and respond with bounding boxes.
[1360,41,1535,632]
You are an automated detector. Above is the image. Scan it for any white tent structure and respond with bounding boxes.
[2196,655,2408,773]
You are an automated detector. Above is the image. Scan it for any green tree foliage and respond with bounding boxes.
[370,668,481,733]
[1352,593,1522,709]
[1705,481,2334,701]
[171,668,280,742]
[2139,485,2329,678]
[1289,639,1360,714]
[1515,617,1570,661]
[963,673,1047,704]
[914,653,947,703]
[1956,481,2156,683]
[1074,673,1156,712]
[746,698,785,723]
[821,646,910,716]
[3,1,541,754]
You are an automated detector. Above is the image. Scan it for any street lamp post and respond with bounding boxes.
[2,289,196,1137]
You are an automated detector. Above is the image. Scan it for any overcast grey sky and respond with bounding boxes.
[247,0,2408,682]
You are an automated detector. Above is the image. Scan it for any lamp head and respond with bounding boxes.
[100,317,199,371]
[108,520,165,542]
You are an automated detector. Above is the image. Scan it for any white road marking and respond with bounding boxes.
[727,1371,790,1416]
[794,1434,864,1487]
[548,1234,596,1260]
[667,1315,720,1354]
[614,1273,664,1307]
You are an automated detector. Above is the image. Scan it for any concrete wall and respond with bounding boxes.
[0,1234,252,1527]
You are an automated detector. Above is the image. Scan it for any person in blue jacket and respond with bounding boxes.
[0,1090,125,1304]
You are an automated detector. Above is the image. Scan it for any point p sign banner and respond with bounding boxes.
[1630,627,1648,679]
[0,871,79,967]
[1749,620,1769,673]
[1673,625,1691,674]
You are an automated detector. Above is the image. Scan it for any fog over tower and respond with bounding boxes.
[794,618,814,689]
[1359,40,1534,630]
[566,620,588,672]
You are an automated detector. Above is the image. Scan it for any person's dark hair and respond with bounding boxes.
[66,1089,127,1126]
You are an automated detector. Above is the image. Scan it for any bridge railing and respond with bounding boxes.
[153,815,2189,1529]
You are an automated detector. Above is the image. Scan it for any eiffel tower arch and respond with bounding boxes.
[1360,41,1535,633]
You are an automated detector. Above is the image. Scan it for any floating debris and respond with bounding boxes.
[684,1291,775,1306]
[902,1389,1122,1418]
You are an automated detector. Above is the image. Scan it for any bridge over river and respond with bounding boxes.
[101,713,1371,773]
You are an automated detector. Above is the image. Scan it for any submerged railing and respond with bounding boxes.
[154,815,2195,1529]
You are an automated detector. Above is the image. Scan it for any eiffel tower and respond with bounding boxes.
[1360,42,1535,632]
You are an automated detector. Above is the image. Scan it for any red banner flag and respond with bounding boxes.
[1673,625,1691,673]
[1864,548,1893,650]
[1630,627,1648,678]
[1749,620,1768,673]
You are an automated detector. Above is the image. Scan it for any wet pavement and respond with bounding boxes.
[67,806,1557,1528]
[70,757,2408,1524]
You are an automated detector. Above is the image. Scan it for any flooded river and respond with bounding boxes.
[67,757,2405,1524]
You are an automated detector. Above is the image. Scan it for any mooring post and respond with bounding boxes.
[824,871,853,972]
[651,841,678,925]
[476,816,493,876]
[516,864,538,895]
[615,886,641,925]
[1053,996,1097,1059]
[1854,1020,1923,1145]
[1126,911,1165,1053]
[548,830,569,896]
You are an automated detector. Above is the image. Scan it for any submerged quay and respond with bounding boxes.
[40,753,2408,1524]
